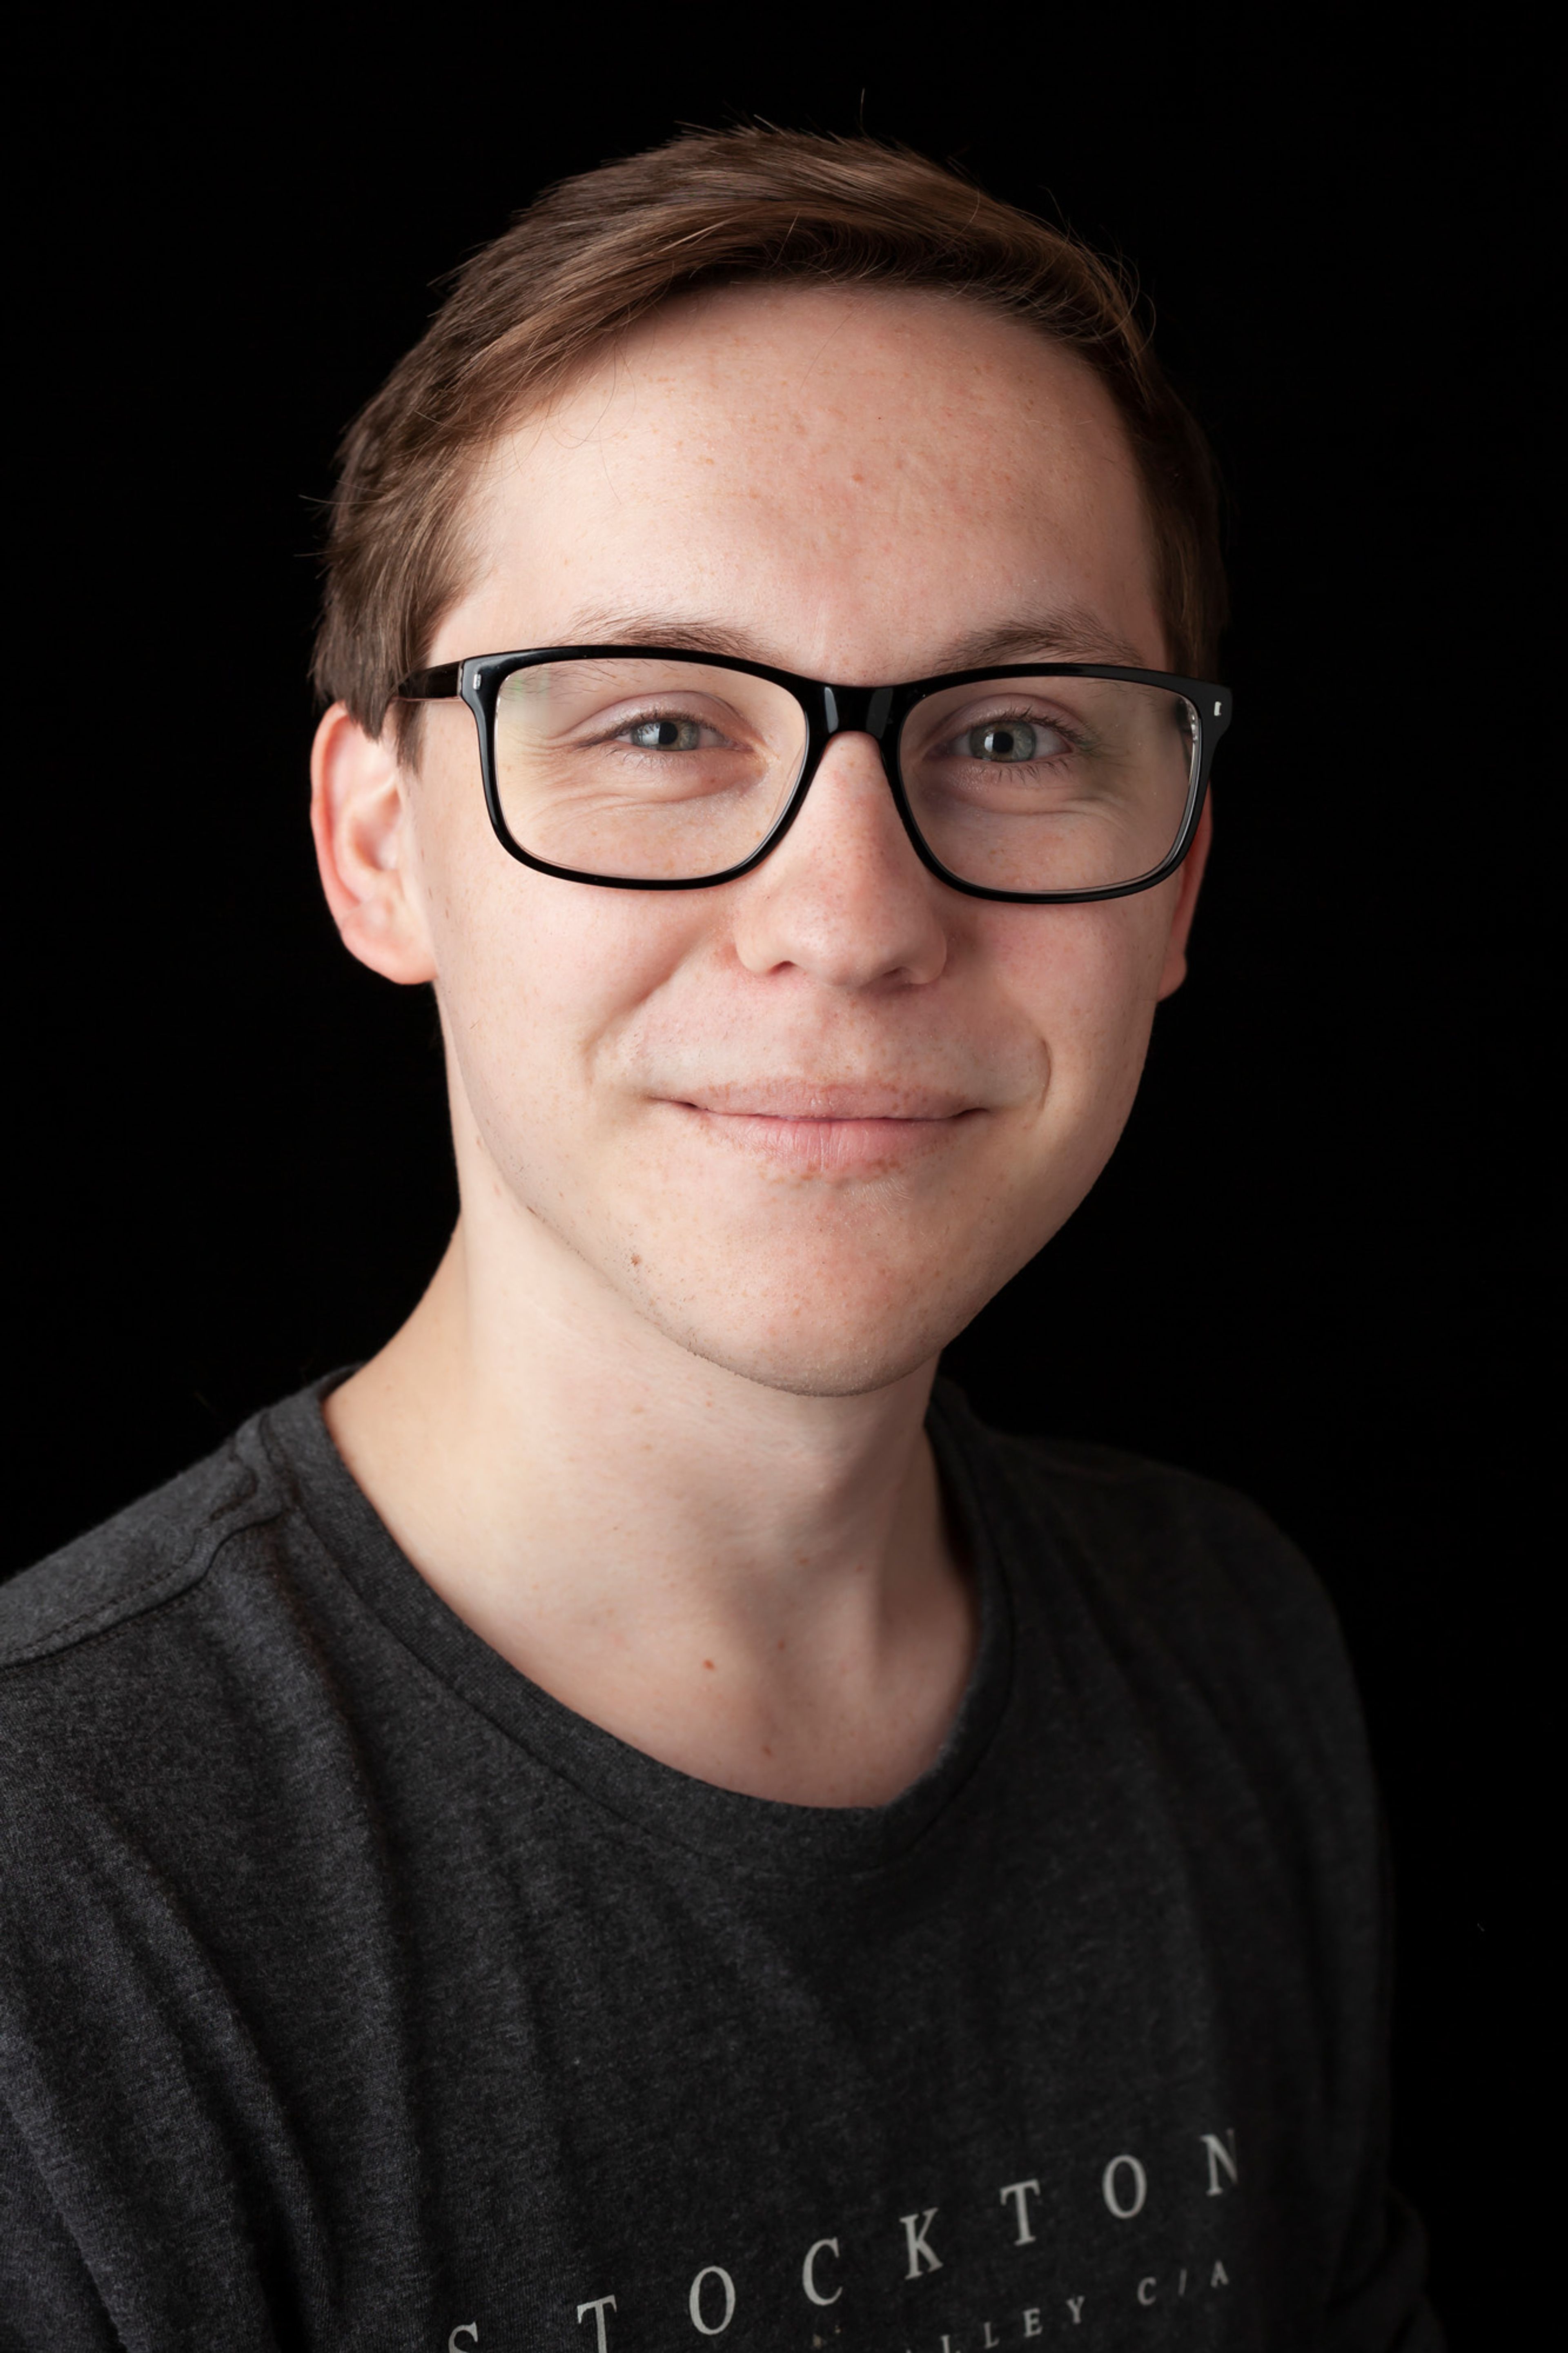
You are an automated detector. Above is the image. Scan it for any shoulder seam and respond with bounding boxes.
[0,1451,281,1671]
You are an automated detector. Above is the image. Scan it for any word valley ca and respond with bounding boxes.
[457,2132,1243,2346]
[566,2258,1234,2349]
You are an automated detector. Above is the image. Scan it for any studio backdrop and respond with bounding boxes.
[13,9,1541,2332]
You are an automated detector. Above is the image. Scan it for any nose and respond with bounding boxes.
[729,732,951,989]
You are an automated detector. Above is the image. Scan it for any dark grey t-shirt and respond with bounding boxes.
[0,1380,1438,2351]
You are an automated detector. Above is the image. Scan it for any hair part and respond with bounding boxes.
[312,127,1227,748]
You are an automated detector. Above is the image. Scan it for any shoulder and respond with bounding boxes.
[995,1422,1328,1626]
[934,1383,1367,1783]
[0,1424,287,1675]
[0,1405,331,1918]
[938,1379,1325,1613]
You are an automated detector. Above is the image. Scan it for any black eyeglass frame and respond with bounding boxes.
[395,647,1234,904]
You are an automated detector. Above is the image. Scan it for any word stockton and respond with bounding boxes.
[554,2130,1239,2344]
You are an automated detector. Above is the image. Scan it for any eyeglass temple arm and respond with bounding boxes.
[394,664,463,700]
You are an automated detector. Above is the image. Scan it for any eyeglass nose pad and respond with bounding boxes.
[822,685,896,740]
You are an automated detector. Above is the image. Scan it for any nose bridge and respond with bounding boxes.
[735,705,949,986]
[782,681,921,892]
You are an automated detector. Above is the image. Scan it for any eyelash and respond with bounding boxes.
[944,709,1083,752]
[603,709,729,741]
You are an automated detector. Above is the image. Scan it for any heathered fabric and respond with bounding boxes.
[0,1379,1439,2352]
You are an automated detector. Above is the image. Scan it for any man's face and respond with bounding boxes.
[387,285,1205,1395]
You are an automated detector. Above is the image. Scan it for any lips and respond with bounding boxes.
[655,1082,983,1176]
[667,1080,979,1121]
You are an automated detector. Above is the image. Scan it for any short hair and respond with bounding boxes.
[312,128,1227,744]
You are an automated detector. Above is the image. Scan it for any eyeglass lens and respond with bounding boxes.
[492,660,1198,890]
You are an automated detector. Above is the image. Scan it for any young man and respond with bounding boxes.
[0,132,1439,2349]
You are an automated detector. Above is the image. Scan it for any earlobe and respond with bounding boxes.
[310,703,438,986]
[1155,794,1214,1001]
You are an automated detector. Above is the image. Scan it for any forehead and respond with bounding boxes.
[453,283,1165,675]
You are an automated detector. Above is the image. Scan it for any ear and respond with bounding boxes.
[1155,793,1214,1001]
[310,703,438,985]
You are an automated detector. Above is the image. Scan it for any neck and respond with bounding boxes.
[326,1206,976,1806]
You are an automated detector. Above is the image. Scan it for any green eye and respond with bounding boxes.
[624,717,704,750]
[965,720,1060,762]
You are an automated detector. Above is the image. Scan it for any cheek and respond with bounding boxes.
[417,805,703,1130]
[976,892,1174,1114]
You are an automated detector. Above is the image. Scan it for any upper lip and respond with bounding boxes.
[664,1081,981,1120]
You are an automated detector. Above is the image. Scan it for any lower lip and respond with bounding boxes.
[670,1106,975,1175]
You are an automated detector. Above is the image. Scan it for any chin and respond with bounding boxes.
[624,1251,993,1400]
[575,1151,1069,1398]
[666,1318,949,1400]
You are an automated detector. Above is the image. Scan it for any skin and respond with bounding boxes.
[310,283,1210,1805]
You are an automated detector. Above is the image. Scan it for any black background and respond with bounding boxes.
[14,5,1543,2335]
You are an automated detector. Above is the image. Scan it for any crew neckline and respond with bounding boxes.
[258,1374,1017,1879]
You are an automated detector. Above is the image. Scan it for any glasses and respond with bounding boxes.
[395,648,1233,903]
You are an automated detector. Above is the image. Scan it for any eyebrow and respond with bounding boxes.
[547,603,1153,676]
[937,609,1151,671]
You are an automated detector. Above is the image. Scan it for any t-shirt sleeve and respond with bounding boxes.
[1323,1806,1446,2351]
[1326,2185,1445,2350]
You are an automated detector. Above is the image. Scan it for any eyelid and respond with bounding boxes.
[928,708,1082,754]
[911,689,1081,734]
[570,698,751,745]
[949,693,1077,720]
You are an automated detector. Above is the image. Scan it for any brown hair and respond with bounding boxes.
[312,127,1226,741]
